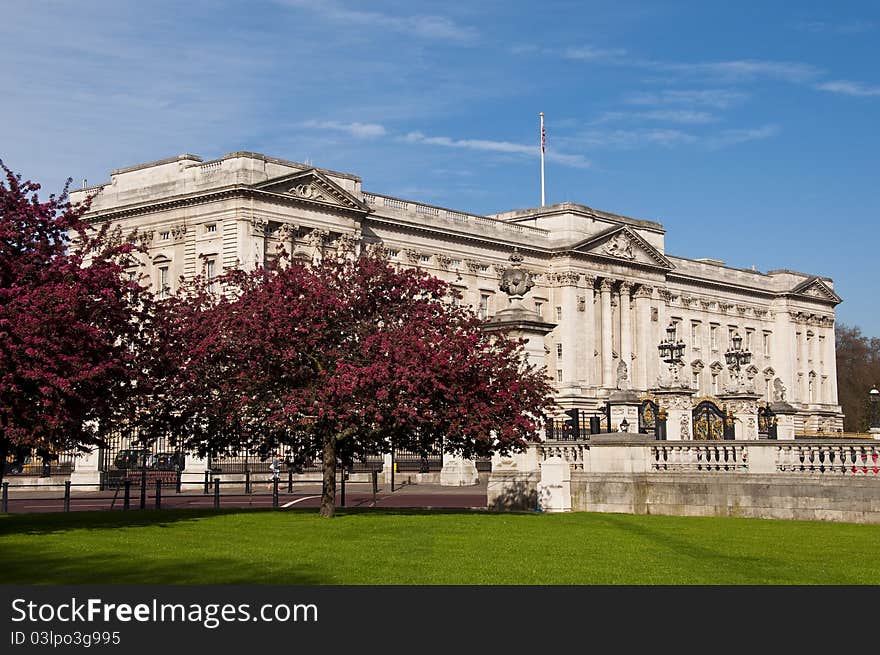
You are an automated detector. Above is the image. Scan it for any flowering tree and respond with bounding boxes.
[148,253,555,517]
[0,163,148,481]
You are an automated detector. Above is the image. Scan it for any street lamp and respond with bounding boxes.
[724,331,752,391]
[619,418,629,433]
[870,387,880,430]
[658,322,686,387]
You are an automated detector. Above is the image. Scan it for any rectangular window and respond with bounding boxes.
[819,335,825,363]
[159,266,169,299]
[419,255,431,264]
[692,372,699,391]
[796,332,802,360]
[206,224,217,233]
[711,373,719,395]
[710,324,718,350]
[534,301,543,317]
[691,322,700,348]
[159,231,170,241]
[745,328,754,351]
[205,259,215,279]
[556,306,562,321]
[728,327,737,349]
[556,343,563,359]
[478,294,490,320]
[556,369,563,383]
[763,331,771,355]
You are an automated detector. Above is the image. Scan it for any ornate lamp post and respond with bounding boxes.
[658,322,686,387]
[870,387,880,431]
[724,331,752,392]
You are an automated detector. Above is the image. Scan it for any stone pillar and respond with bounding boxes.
[618,282,633,387]
[537,456,571,512]
[69,447,101,491]
[582,276,597,387]
[634,285,653,392]
[557,271,580,385]
[718,392,761,440]
[798,324,808,402]
[653,388,696,441]
[608,390,641,433]
[600,278,614,388]
[824,320,838,404]
[770,402,797,440]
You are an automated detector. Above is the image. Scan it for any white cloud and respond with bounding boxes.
[303,120,387,138]
[594,110,717,124]
[625,89,749,109]
[706,125,779,148]
[402,132,591,168]
[656,59,822,83]
[815,80,880,97]
[276,0,477,42]
[563,45,628,61]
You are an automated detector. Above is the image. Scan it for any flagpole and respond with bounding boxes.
[539,112,546,207]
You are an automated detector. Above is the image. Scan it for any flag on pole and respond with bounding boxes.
[541,121,546,153]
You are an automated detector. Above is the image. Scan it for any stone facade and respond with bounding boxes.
[71,151,844,430]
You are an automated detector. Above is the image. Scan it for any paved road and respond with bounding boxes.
[2,481,488,514]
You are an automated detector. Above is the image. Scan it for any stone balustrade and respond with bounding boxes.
[530,437,880,477]
[363,192,549,238]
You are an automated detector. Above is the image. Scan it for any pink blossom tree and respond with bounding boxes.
[147,253,555,517]
[0,163,149,481]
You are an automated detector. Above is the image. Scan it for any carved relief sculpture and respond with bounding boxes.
[603,232,636,260]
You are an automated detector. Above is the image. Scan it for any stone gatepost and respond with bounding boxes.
[69,447,101,491]
[608,389,641,433]
[537,456,571,512]
[481,249,556,478]
[652,387,696,440]
[770,401,798,440]
[718,391,761,440]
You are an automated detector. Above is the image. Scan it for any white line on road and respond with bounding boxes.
[282,496,321,508]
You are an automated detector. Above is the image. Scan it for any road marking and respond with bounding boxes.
[282,496,320,508]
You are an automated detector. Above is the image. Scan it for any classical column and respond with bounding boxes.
[798,323,808,402]
[599,278,614,388]
[582,276,597,387]
[618,282,633,388]
[557,271,581,385]
[824,319,838,404]
[655,288,670,387]
[771,308,795,404]
[634,285,653,392]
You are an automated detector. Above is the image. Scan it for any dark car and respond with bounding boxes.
[113,449,149,470]
[153,452,185,471]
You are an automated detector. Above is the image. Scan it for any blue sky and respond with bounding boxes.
[2,1,878,335]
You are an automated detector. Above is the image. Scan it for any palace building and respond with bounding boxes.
[71,151,845,435]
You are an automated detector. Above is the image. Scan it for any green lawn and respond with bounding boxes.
[1,508,879,584]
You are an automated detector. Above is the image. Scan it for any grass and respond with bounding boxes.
[1,508,879,585]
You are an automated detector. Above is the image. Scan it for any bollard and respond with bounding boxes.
[176,470,182,493]
[2,482,8,513]
[204,470,209,495]
[213,478,220,510]
[372,470,378,503]
[123,480,131,511]
[245,470,251,495]
[155,479,162,510]
[288,469,293,493]
[64,480,71,512]
[273,478,279,509]
[340,470,346,508]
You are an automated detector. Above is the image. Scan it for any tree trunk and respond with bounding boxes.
[319,433,337,518]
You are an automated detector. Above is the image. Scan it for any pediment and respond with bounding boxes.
[255,169,370,213]
[789,277,842,305]
[567,225,673,270]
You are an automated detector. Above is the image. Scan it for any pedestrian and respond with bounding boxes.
[270,455,281,483]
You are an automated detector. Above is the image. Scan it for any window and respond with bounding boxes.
[556,369,563,383]
[556,306,563,321]
[711,373,719,395]
[159,231,170,241]
[556,343,563,359]
[710,324,718,350]
[745,328,754,351]
[691,322,701,348]
[206,224,217,233]
[692,372,700,391]
[478,294,490,320]
[763,331,771,355]
[450,259,461,267]
[796,332,802,360]
[419,255,431,264]
[534,301,543,316]
[728,327,737,349]
[158,266,169,299]
[819,335,825,363]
